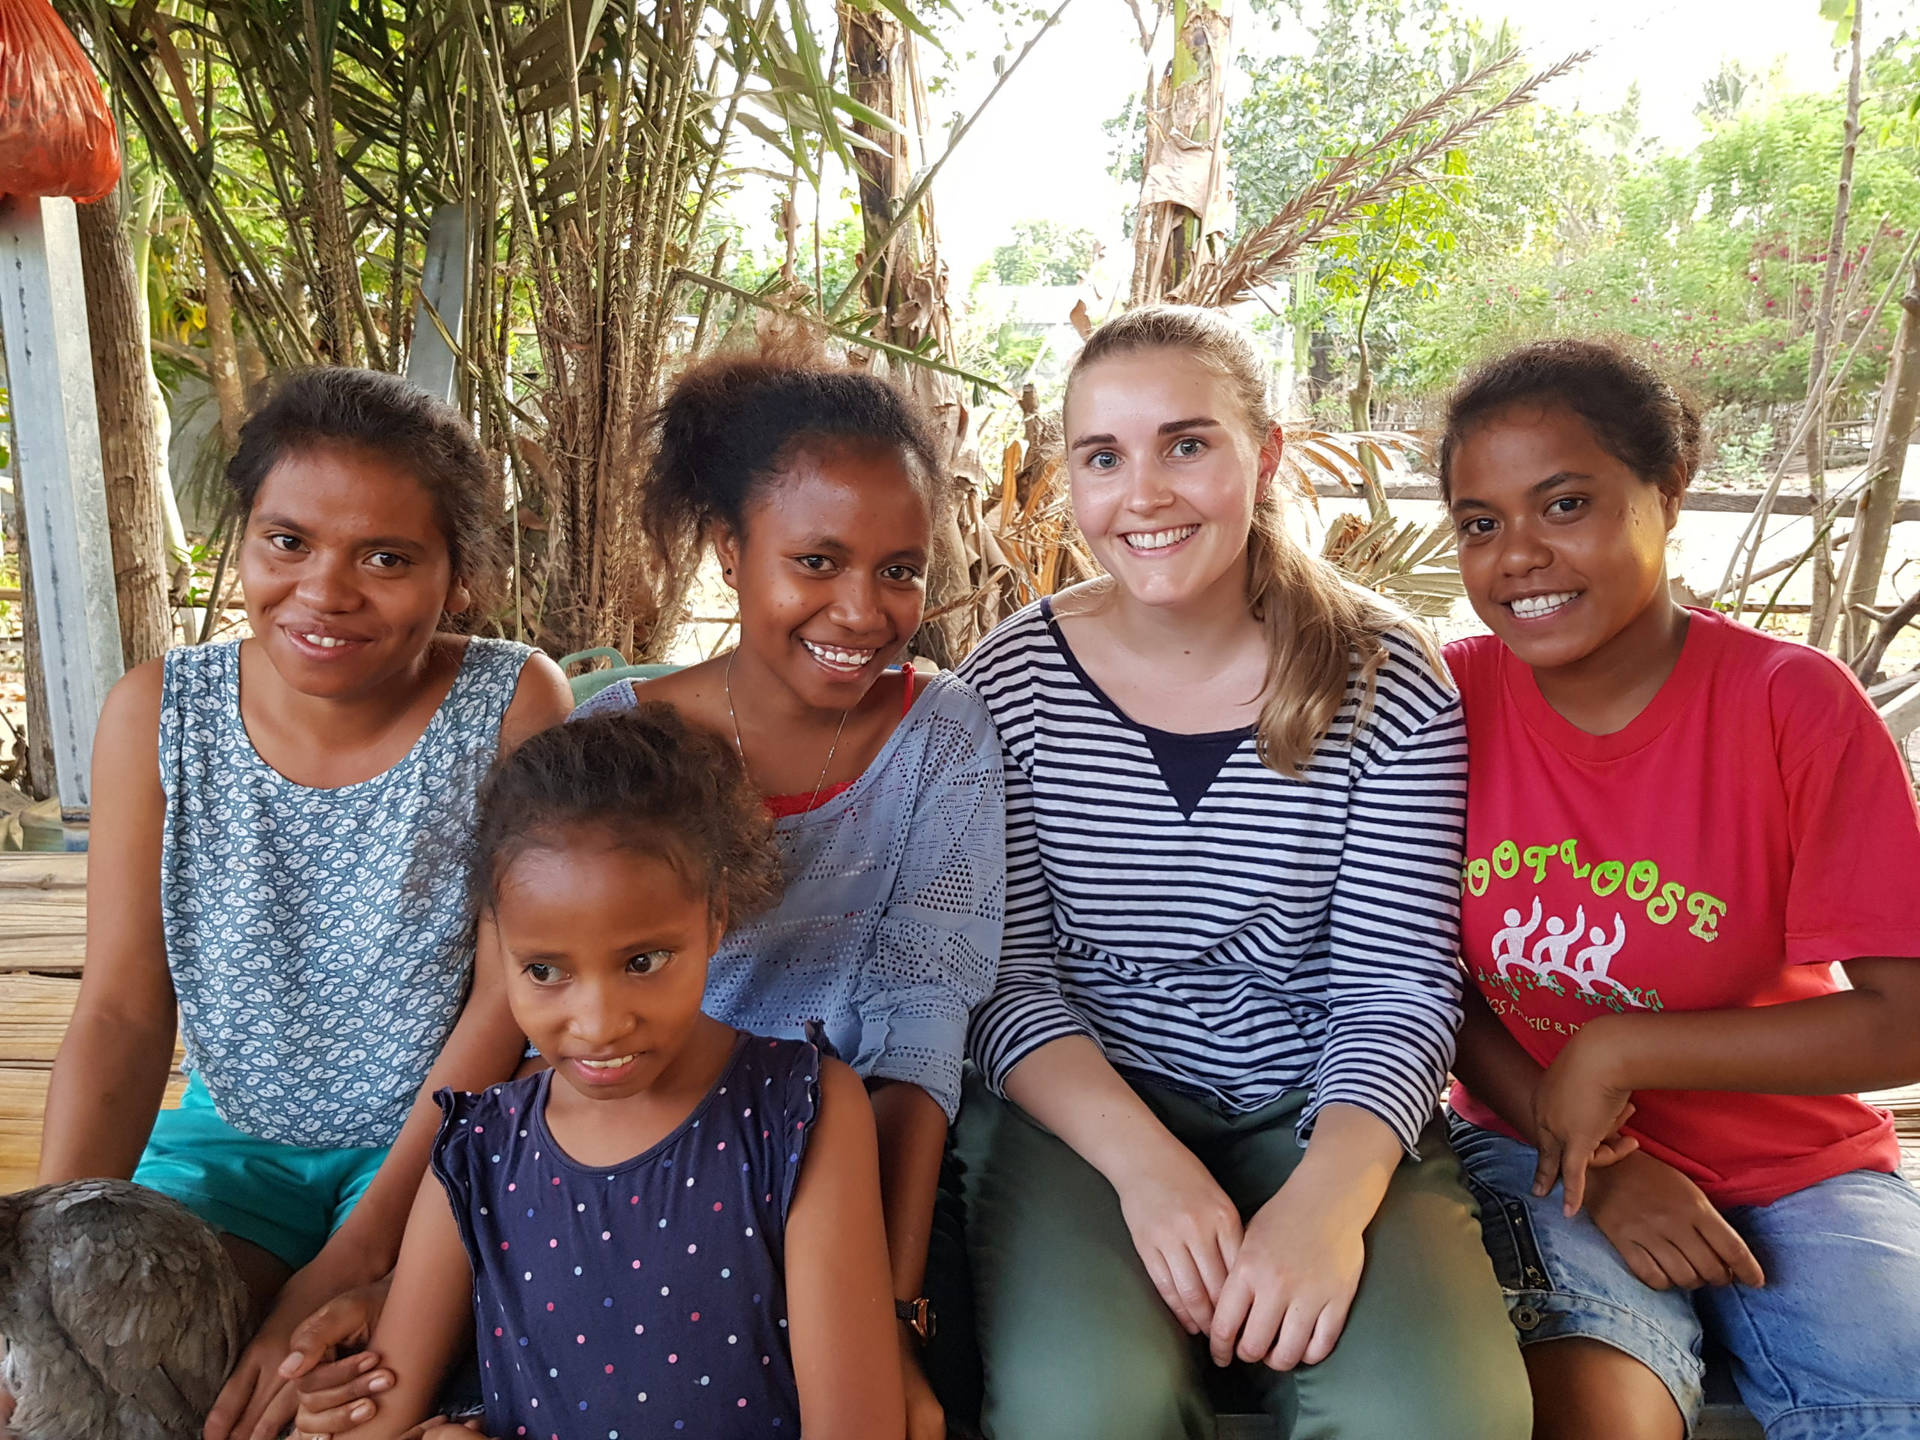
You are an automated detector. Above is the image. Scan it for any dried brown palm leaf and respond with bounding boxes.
[1321,510,1462,620]
[1173,49,1587,310]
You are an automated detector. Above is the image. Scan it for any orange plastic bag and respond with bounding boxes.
[0,0,121,201]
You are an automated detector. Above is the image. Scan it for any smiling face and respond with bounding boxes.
[493,834,726,1104]
[238,442,470,699]
[1448,402,1681,674]
[1063,348,1281,614]
[715,439,932,711]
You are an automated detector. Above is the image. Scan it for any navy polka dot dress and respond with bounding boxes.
[432,1034,819,1438]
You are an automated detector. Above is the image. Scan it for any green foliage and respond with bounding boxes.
[1224,0,1604,408]
[986,219,1096,286]
[1220,0,1919,417]
[1392,39,1920,411]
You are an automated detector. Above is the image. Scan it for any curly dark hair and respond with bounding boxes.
[641,326,945,565]
[1438,339,1703,500]
[226,368,506,616]
[469,705,783,927]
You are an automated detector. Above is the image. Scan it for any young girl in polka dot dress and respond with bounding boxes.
[327,707,903,1440]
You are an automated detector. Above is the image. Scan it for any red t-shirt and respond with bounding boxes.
[1446,608,1920,1207]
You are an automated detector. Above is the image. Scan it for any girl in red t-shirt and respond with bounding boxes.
[1441,339,1920,1440]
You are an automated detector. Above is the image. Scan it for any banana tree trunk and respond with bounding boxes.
[838,3,983,664]
[1130,0,1233,305]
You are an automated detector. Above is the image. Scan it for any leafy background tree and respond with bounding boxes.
[983,219,1098,286]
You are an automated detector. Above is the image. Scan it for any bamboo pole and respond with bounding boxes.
[1844,256,1920,669]
[1804,1,1865,644]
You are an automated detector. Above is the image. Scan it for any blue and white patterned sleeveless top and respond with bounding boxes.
[158,636,533,1149]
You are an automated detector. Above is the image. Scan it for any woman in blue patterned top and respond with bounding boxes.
[36,369,574,1440]
[325,707,901,1440]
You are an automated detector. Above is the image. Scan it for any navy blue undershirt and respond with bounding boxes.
[1040,597,1254,818]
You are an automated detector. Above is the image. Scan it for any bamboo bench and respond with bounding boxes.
[0,854,187,1191]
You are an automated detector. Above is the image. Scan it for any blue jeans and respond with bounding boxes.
[1450,1114,1920,1440]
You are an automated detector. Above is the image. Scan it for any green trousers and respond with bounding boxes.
[953,1071,1531,1440]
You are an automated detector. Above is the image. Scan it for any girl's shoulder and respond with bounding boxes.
[902,666,996,741]
[435,1071,542,1133]
[1441,631,1504,691]
[450,633,539,691]
[568,658,717,722]
[739,1030,824,1091]
[431,1072,546,1189]
[1688,609,1887,758]
[958,599,1053,675]
[159,636,240,699]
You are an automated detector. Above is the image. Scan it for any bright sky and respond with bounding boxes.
[906,0,1919,287]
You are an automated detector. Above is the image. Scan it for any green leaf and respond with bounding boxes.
[1818,0,1855,46]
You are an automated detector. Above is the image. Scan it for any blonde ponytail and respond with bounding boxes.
[1067,306,1443,778]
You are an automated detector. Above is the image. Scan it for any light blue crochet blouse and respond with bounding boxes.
[158,636,533,1149]
[573,669,1005,1120]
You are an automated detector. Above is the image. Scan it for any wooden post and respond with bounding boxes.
[406,204,470,405]
[0,197,128,818]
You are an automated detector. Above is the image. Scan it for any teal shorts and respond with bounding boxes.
[133,1072,389,1271]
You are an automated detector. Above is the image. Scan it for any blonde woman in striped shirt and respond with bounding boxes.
[953,306,1527,1440]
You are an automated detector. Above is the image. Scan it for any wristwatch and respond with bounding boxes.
[895,1296,937,1344]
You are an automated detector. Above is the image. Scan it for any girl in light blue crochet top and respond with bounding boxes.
[37,369,574,1440]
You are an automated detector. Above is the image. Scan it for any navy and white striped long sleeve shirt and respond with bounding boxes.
[956,598,1468,1156]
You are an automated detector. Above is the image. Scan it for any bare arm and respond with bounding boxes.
[1563,958,1920,1099]
[869,1079,945,1303]
[329,1173,478,1440]
[1004,1035,1189,1189]
[1004,1035,1242,1334]
[1450,985,1548,1142]
[867,1080,947,1438]
[1537,956,1920,1213]
[38,662,177,1183]
[787,1059,905,1440]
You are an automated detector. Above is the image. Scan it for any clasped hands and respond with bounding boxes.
[1528,1020,1765,1293]
[1115,1144,1362,1373]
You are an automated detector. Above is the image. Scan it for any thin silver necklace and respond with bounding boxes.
[725,650,851,812]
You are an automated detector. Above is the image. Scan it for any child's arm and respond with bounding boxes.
[1533,665,1920,1214]
[38,663,177,1183]
[327,1170,478,1440]
[785,1058,905,1440]
[1534,957,1920,1212]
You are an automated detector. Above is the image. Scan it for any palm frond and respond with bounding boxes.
[1174,50,1587,309]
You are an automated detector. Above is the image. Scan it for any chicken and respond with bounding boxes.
[0,1179,249,1440]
